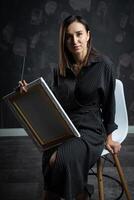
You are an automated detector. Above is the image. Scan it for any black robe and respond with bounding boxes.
[42,54,118,199]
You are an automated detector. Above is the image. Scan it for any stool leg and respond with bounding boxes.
[97,158,105,200]
[112,153,131,200]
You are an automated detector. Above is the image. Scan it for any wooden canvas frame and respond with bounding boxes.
[3,77,80,151]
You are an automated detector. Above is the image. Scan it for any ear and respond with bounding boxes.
[87,31,90,42]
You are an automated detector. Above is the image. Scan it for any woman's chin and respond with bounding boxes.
[73,49,82,55]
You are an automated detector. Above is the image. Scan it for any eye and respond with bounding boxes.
[76,32,82,37]
[65,34,71,42]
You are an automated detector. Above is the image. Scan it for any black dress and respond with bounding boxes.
[42,54,118,199]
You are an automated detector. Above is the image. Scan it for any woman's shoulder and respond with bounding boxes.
[97,53,113,67]
[97,54,115,75]
[89,48,114,70]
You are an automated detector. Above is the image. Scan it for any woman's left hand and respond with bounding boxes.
[105,133,121,154]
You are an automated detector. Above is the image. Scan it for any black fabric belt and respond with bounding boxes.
[69,104,100,114]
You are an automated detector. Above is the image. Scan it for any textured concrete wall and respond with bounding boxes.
[0,0,134,127]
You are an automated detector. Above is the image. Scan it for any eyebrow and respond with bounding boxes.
[66,30,83,36]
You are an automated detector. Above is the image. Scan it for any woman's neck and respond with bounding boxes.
[73,48,88,65]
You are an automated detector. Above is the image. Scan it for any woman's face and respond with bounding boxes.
[65,21,90,56]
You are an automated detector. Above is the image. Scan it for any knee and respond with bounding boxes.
[49,151,57,167]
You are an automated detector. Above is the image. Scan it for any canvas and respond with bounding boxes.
[3,77,80,150]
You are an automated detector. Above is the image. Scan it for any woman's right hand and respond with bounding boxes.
[18,80,28,93]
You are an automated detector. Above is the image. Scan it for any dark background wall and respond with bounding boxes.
[0,0,134,127]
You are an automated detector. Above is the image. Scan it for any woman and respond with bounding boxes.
[19,15,121,200]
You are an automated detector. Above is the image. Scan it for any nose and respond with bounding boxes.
[72,35,77,44]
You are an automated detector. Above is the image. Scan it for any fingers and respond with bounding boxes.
[22,80,28,86]
[106,142,121,154]
[18,80,28,93]
[106,144,114,154]
[18,80,28,87]
[113,143,121,154]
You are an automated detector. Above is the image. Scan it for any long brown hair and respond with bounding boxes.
[59,15,92,76]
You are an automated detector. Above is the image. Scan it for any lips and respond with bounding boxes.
[73,45,81,50]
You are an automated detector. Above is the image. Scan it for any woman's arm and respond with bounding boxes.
[102,63,121,154]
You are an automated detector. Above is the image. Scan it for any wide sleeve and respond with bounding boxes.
[50,67,61,97]
[102,63,118,135]
[41,66,59,91]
